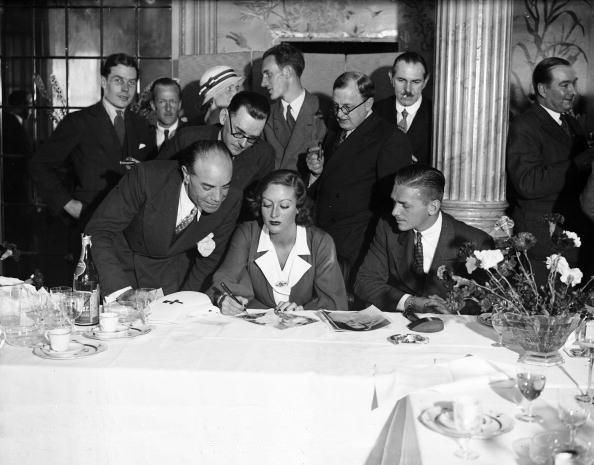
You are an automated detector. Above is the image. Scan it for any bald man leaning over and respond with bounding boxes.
[86,140,242,296]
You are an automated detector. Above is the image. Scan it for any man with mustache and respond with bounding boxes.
[507,57,593,279]
[148,77,183,157]
[374,52,432,165]
[261,43,327,178]
[87,141,241,296]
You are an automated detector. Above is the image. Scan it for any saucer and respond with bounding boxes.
[419,405,514,439]
[84,324,151,340]
[46,341,84,357]
[33,341,106,360]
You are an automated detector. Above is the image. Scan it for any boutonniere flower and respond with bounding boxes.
[197,233,215,257]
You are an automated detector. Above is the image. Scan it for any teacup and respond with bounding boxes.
[45,327,72,352]
[99,312,119,332]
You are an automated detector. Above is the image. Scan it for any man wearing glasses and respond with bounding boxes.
[158,91,274,194]
[307,71,413,293]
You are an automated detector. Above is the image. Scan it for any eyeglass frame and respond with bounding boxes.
[227,116,261,145]
[332,97,370,116]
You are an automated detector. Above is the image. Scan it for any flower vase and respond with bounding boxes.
[501,313,581,366]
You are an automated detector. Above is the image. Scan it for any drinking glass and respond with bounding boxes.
[575,318,594,403]
[452,396,483,460]
[135,288,158,325]
[491,312,505,347]
[516,369,546,422]
[558,389,591,448]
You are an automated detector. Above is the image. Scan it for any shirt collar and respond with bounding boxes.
[396,96,423,119]
[178,182,202,222]
[281,89,306,118]
[102,98,124,124]
[257,224,310,256]
[540,104,563,125]
[157,119,179,133]
[414,211,442,240]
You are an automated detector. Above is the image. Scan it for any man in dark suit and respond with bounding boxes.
[507,57,593,279]
[158,91,274,193]
[354,164,494,313]
[261,43,326,177]
[86,141,241,297]
[374,52,432,165]
[306,72,414,287]
[148,77,183,158]
[30,53,155,226]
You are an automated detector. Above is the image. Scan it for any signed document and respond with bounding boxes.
[318,306,391,332]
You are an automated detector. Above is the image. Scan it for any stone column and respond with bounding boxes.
[433,0,513,233]
[172,0,218,58]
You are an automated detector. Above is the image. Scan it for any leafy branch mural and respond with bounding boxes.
[511,0,590,113]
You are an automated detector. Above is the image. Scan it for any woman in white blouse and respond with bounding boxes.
[209,170,347,314]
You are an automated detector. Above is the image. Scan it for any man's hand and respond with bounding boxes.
[64,199,83,219]
[275,301,304,313]
[407,295,449,314]
[220,295,248,316]
[121,157,141,171]
[305,146,324,176]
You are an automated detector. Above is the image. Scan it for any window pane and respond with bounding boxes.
[2,7,34,56]
[103,0,136,6]
[34,58,67,109]
[138,59,170,89]
[68,8,100,56]
[42,8,66,56]
[2,59,34,101]
[68,59,101,107]
[140,7,171,56]
[103,7,136,56]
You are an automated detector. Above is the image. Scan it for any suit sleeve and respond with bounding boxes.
[182,192,242,292]
[155,128,188,160]
[507,119,572,199]
[29,113,81,214]
[376,129,413,197]
[302,232,348,310]
[354,219,404,311]
[86,166,147,294]
[206,224,256,303]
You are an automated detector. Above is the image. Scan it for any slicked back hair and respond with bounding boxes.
[101,53,139,78]
[227,91,270,121]
[532,57,570,99]
[150,77,182,100]
[177,140,232,175]
[263,43,305,78]
[393,51,429,79]
[393,164,445,203]
[333,71,375,100]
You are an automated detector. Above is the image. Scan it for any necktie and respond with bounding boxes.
[560,114,572,138]
[413,231,424,275]
[114,110,125,146]
[286,104,296,133]
[337,130,347,145]
[175,207,198,235]
[164,129,169,140]
[398,108,408,133]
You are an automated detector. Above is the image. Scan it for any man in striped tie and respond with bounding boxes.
[87,140,242,297]
[354,164,493,314]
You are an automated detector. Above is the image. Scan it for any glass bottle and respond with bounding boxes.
[72,234,100,325]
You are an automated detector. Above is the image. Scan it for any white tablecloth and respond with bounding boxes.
[0,311,589,465]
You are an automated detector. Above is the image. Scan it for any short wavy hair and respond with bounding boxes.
[247,170,314,226]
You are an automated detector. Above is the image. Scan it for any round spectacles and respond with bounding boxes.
[332,98,369,116]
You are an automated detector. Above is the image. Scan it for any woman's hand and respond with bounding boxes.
[220,295,248,316]
[275,301,304,313]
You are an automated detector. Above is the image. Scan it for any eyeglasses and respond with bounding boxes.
[332,98,369,116]
[228,117,260,144]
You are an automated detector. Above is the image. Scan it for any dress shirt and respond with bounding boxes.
[102,98,123,125]
[176,182,202,228]
[156,120,179,149]
[254,225,311,305]
[281,89,306,122]
[540,104,563,126]
[395,96,423,127]
[396,212,443,310]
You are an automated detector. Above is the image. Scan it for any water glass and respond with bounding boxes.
[516,369,546,422]
[491,312,505,347]
[575,318,594,402]
[557,389,591,447]
[453,396,483,460]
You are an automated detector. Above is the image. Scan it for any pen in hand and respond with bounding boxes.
[219,282,246,311]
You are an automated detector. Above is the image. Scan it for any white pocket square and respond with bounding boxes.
[197,233,215,257]
[138,143,146,149]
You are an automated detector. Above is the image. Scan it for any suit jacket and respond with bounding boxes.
[208,221,347,310]
[373,96,433,165]
[86,160,242,296]
[264,90,326,177]
[311,112,413,269]
[148,119,186,159]
[29,102,155,219]
[507,103,591,268]
[157,124,275,193]
[354,213,494,312]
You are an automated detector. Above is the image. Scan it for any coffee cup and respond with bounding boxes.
[45,327,72,352]
[100,312,119,332]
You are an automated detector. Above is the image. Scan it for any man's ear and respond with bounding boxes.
[181,165,189,182]
[365,97,374,111]
[100,76,107,92]
[219,108,229,126]
[150,100,156,112]
[536,82,546,99]
[428,199,441,216]
[388,70,394,81]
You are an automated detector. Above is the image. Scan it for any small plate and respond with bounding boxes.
[45,341,84,357]
[419,405,513,439]
[33,341,106,360]
[477,313,493,328]
[84,325,152,340]
[388,334,429,344]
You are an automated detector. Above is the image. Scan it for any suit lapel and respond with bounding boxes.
[144,170,181,255]
[429,214,453,274]
[270,102,291,150]
[282,92,318,164]
[90,103,123,162]
[534,104,571,142]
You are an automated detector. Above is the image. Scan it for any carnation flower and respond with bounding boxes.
[546,254,570,276]
[560,268,583,287]
[511,232,537,252]
[474,249,504,270]
[466,256,478,274]
[563,231,581,248]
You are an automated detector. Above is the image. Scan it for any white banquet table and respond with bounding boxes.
[0,308,590,465]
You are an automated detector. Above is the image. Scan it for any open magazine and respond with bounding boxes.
[235,309,318,330]
[318,306,391,331]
